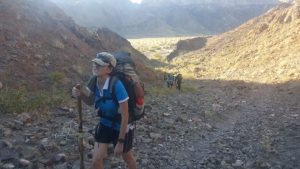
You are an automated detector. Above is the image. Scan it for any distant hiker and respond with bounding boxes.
[163,72,169,87]
[163,72,168,87]
[166,74,175,88]
[163,72,168,81]
[72,52,137,169]
[175,73,183,91]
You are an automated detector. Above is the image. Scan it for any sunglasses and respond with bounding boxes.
[92,63,107,69]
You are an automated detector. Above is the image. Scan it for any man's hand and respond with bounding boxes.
[114,142,124,156]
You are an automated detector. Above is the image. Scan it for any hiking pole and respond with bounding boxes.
[203,110,206,130]
[75,84,85,169]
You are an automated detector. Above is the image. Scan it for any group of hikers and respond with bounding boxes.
[163,72,183,91]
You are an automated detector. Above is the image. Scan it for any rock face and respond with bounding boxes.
[0,0,155,90]
[172,1,300,83]
[167,37,209,61]
[51,0,279,38]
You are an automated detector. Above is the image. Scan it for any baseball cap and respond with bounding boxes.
[92,52,116,67]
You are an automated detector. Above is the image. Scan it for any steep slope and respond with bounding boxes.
[172,1,300,83]
[51,0,279,38]
[0,0,155,90]
[167,36,209,61]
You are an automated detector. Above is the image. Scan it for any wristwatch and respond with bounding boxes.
[118,138,125,143]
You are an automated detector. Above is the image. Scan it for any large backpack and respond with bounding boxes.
[87,51,145,123]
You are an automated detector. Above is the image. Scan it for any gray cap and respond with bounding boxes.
[92,52,116,67]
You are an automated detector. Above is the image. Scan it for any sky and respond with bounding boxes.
[130,0,143,4]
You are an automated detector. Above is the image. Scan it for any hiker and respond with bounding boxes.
[163,72,168,87]
[72,52,137,169]
[166,74,175,88]
[175,73,183,91]
[163,72,168,81]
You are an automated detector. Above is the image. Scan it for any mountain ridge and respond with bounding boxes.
[0,0,156,90]
[51,0,280,38]
[171,1,300,83]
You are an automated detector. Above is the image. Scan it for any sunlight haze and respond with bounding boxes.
[130,0,143,4]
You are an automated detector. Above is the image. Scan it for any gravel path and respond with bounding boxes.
[0,80,299,169]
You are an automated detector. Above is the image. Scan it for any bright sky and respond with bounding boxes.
[130,0,143,4]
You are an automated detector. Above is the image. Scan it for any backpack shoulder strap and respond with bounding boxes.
[108,75,119,105]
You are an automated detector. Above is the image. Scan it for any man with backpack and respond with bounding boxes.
[72,52,143,169]
[175,73,183,91]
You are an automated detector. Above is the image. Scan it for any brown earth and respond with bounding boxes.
[172,1,300,83]
[0,0,158,90]
[167,36,209,61]
[0,1,299,169]
[0,79,299,169]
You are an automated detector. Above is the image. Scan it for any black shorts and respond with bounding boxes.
[94,123,134,153]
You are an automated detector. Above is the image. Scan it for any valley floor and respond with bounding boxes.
[0,79,299,169]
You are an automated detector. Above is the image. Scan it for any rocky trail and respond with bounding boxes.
[0,79,299,169]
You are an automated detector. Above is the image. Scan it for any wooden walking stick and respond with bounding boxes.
[75,84,85,169]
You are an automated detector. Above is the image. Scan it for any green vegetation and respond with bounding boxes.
[0,72,70,114]
[149,48,156,52]
[153,53,163,60]
[204,110,217,118]
[128,37,199,79]
[48,71,66,86]
[146,82,196,98]
[147,86,177,96]
[0,87,70,114]
[181,83,197,93]
[128,37,193,65]
[261,135,273,152]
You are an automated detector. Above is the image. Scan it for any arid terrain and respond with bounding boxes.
[1,78,299,169]
[0,0,299,169]
[170,2,300,83]
[129,37,193,62]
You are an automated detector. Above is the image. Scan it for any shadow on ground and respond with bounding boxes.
[0,78,299,169]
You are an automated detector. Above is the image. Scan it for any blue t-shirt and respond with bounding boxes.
[92,77,129,131]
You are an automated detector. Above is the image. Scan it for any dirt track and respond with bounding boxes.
[134,79,299,169]
[0,79,299,169]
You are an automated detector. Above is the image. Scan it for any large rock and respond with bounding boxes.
[16,112,32,124]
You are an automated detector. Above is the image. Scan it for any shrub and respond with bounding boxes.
[146,82,196,98]
[0,87,70,114]
[0,71,71,114]
[47,72,66,86]
[0,87,28,113]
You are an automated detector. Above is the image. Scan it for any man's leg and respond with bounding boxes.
[92,143,108,169]
[122,150,137,169]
